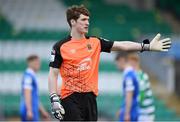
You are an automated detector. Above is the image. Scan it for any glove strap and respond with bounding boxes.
[50,93,60,103]
[141,39,150,52]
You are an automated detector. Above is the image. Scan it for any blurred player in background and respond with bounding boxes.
[20,55,50,121]
[48,5,171,121]
[115,52,139,121]
[127,53,155,121]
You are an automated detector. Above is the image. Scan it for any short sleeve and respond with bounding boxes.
[98,37,114,53]
[143,73,149,81]
[23,75,32,90]
[49,42,63,68]
[125,77,134,91]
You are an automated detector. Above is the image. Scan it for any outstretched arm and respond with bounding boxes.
[111,33,171,52]
[112,41,142,51]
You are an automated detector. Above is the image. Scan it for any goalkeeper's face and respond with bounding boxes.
[71,14,89,34]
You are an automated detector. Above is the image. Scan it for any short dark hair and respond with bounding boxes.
[66,5,90,27]
[26,55,39,63]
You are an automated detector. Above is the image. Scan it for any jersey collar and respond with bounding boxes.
[68,34,89,40]
[26,68,36,76]
[123,66,133,75]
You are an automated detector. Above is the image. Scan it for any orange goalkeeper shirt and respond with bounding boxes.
[49,35,114,99]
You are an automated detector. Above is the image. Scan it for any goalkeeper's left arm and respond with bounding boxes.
[111,33,171,52]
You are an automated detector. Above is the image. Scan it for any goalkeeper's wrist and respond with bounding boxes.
[140,39,150,52]
[50,93,60,103]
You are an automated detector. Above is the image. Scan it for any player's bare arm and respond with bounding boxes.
[39,102,50,119]
[48,67,65,120]
[125,91,133,121]
[24,89,33,120]
[111,33,171,52]
[48,67,59,94]
[112,41,142,51]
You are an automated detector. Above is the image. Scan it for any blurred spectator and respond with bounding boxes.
[115,52,139,121]
[19,55,50,121]
[127,53,155,121]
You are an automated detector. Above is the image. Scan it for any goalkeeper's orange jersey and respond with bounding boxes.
[49,35,113,99]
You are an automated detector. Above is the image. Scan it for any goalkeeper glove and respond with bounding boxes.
[141,33,171,52]
[50,93,65,120]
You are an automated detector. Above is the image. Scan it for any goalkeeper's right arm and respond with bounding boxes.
[48,67,59,94]
[48,67,65,120]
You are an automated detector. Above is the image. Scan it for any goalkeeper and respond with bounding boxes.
[48,5,171,121]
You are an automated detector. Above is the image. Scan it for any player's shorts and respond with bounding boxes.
[61,92,97,121]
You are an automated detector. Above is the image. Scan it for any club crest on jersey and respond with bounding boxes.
[87,43,92,51]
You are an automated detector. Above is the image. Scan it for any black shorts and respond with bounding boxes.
[61,92,97,121]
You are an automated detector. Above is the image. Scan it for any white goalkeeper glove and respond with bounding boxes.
[141,33,171,52]
[50,93,65,120]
